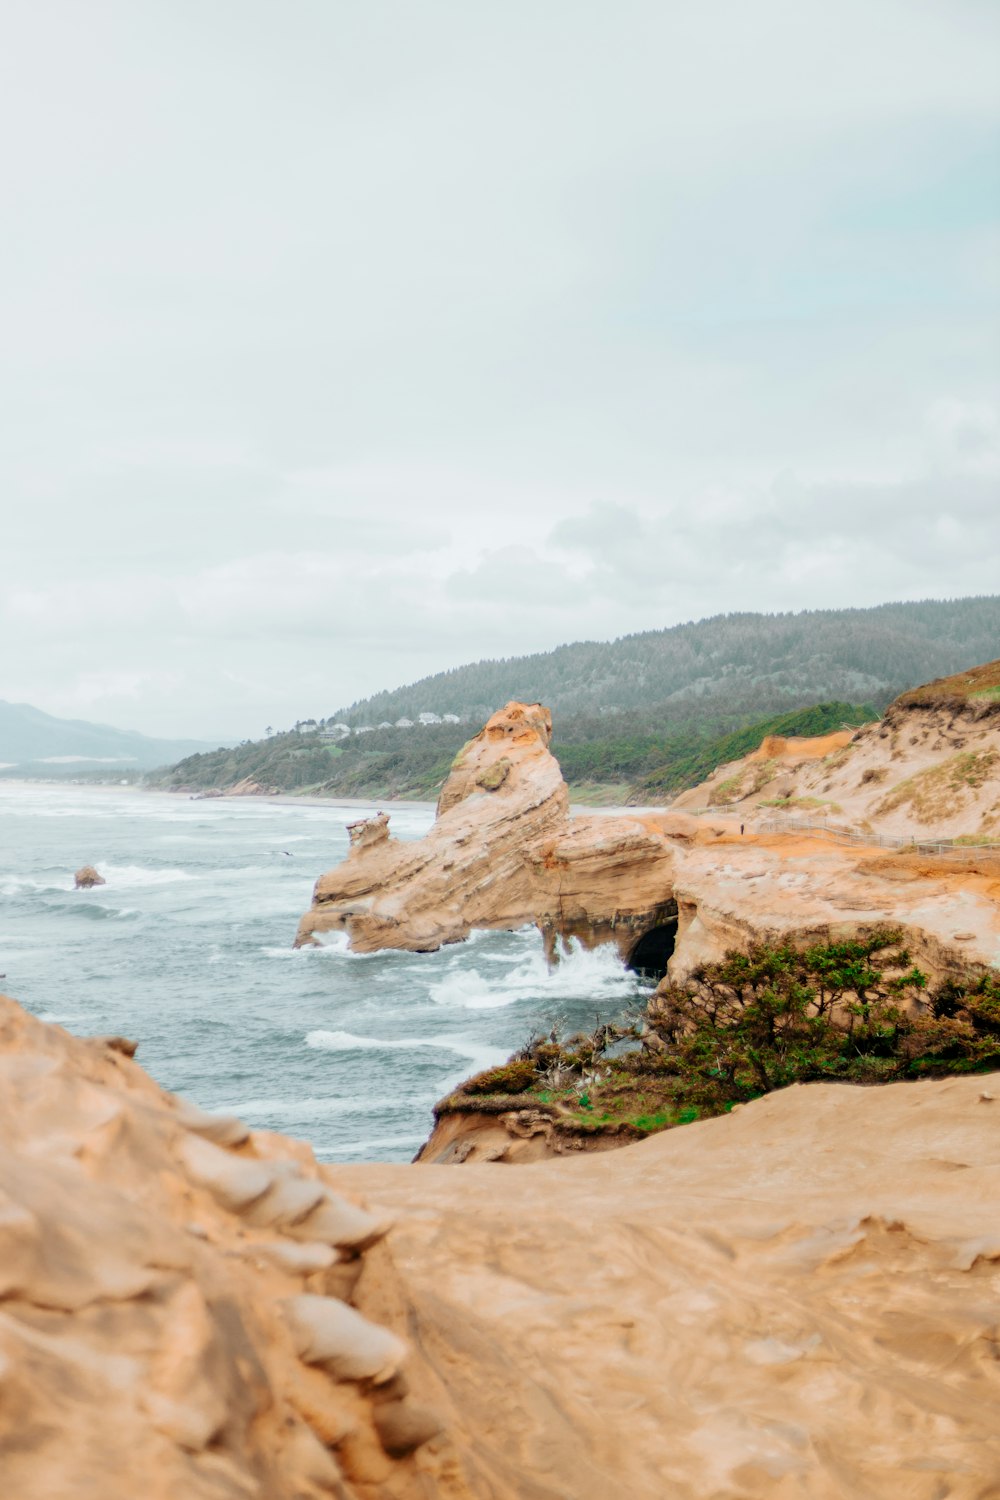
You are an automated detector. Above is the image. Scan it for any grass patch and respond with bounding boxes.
[759,796,842,811]
[875,751,1000,823]
[709,758,778,806]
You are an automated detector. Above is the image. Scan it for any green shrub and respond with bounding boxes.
[462,1059,538,1095]
[646,931,1000,1112]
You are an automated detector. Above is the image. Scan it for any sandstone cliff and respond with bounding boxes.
[0,996,458,1500]
[342,1069,1000,1499]
[5,993,1000,1498]
[673,658,1000,839]
[297,695,1000,987]
[295,702,677,956]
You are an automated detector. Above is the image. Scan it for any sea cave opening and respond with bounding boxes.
[626,918,678,982]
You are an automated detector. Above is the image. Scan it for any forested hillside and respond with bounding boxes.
[336,597,1000,724]
[156,596,999,803]
[156,700,878,804]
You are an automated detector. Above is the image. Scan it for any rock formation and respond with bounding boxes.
[296,702,677,956]
[0,995,454,1500]
[4,993,1000,1498]
[227,775,279,797]
[297,690,1000,986]
[337,1070,1000,1499]
[74,864,106,888]
[674,658,1000,838]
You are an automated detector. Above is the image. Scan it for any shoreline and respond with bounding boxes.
[0,777,674,819]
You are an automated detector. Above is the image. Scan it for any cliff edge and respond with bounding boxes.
[5,992,1000,1498]
[295,701,677,956]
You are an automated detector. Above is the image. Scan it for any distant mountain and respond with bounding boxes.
[0,701,222,772]
[335,597,1000,725]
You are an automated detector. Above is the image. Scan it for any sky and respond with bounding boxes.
[2,0,999,740]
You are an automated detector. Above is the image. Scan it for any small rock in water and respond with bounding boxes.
[74,865,106,889]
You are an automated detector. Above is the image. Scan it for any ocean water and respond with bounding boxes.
[0,783,649,1161]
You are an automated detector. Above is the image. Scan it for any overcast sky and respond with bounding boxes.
[3,1,998,739]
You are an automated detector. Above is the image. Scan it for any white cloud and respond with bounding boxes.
[0,2,997,736]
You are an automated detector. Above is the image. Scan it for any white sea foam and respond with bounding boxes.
[0,874,75,895]
[428,937,637,1010]
[320,1133,426,1157]
[96,863,196,888]
[427,969,519,1010]
[261,931,352,958]
[214,1094,402,1119]
[305,1029,507,1073]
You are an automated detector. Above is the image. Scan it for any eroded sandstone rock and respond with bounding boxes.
[296,696,1000,989]
[674,658,1000,839]
[0,994,453,1499]
[333,1069,1000,1499]
[74,864,106,888]
[295,701,678,956]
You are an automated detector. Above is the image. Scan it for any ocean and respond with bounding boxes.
[0,782,649,1162]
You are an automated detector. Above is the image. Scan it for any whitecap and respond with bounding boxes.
[428,968,519,1010]
[319,1133,426,1157]
[261,932,352,958]
[305,1029,507,1073]
[0,874,75,895]
[428,937,640,1010]
[214,1093,403,1119]
[96,863,196,888]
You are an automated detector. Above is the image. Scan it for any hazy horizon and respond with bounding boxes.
[4,2,998,738]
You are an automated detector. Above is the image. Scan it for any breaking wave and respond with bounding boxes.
[428,938,640,1011]
[95,864,196,888]
[305,1028,507,1074]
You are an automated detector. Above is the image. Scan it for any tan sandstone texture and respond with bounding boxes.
[74,864,106,888]
[0,996,460,1500]
[4,993,1000,1499]
[674,658,1000,839]
[337,1069,1000,1500]
[295,701,678,957]
[297,695,1000,982]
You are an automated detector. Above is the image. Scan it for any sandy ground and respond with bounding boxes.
[334,1070,1000,1499]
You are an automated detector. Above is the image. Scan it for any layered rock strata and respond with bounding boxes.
[296,702,677,956]
[0,996,457,1500]
[297,697,1000,985]
[675,658,1000,838]
[4,994,1000,1497]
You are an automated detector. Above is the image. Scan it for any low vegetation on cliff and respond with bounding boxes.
[156,699,877,803]
[438,933,1000,1146]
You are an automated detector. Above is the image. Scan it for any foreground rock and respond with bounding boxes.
[74,863,106,888]
[0,996,454,1499]
[3,995,1000,1497]
[339,1070,1000,1499]
[296,702,677,955]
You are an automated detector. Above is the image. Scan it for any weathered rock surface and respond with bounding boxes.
[337,1069,1000,1500]
[4,995,1000,1497]
[0,995,458,1500]
[675,658,1000,839]
[227,775,279,797]
[296,702,677,955]
[297,695,1000,984]
[74,863,106,888]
